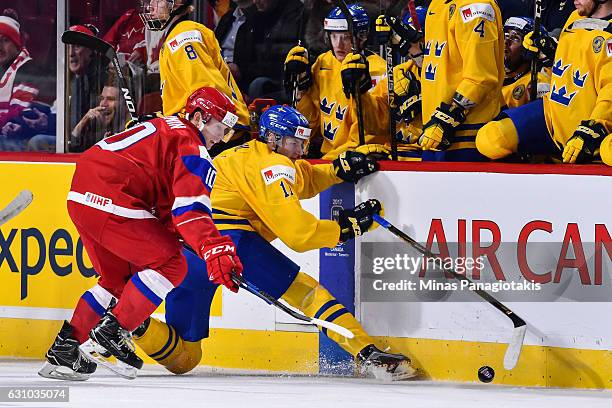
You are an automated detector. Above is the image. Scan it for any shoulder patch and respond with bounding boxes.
[607,39,612,57]
[166,30,204,54]
[460,3,496,23]
[512,84,525,100]
[261,165,296,185]
[593,36,604,53]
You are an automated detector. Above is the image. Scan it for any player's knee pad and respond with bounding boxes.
[600,135,612,166]
[134,317,202,375]
[475,118,519,160]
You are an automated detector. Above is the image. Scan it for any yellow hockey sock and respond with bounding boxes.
[281,272,372,357]
[133,317,202,374]
[476,117,519,159]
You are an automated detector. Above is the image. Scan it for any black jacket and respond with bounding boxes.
[232,0,304,90]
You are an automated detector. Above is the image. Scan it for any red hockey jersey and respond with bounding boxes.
[68,116,220,253]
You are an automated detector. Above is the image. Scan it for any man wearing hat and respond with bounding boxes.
[0,10,40,133]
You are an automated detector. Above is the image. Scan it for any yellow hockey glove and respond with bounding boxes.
[562,120,607,163]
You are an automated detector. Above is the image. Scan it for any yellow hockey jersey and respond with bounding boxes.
[211,140,342,252]
[543,11,612,147]
[421,0,504,146]
[501,70,550,109]
[159,20,249,127]
[360,59,423,159]
[297,50,387,159]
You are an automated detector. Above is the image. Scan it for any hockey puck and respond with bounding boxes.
[478,366,495,383]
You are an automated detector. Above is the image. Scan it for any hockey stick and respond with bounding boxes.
[376,1,397,160]
[181,245,354,339]
[530,0,542,102]
[291,7,308,108]
[61,30,136,122]
[372,214,526,370]
[231,273,354,339]
[0,190,33,226]
[336,0,366,146]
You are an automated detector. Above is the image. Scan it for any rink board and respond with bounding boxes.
[0,155,611,387]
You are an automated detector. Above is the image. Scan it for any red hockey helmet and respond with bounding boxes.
[185,87,238,128]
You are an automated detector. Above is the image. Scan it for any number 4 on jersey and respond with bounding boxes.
[474,21,485,38]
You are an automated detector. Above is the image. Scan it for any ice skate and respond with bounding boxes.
[80,312,143,380]
[357,344,417,381]
[38,321,97,381]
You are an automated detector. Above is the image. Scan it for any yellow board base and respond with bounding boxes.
[3,317,612,388]
[376,336,612,389]
[0,318,318,375]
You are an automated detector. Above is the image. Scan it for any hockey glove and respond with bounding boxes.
[522,31,557,68]
[284,46,312,94]
[201,236,243,293]
[393,65,422,123]
[562,120,608,163]
[333,150,379,183]
[386,16,422,58]
[355,144,390,160]
[338,199,384,243]
[419,102,467,151]
[375,15,391,46]
[341,53,372,99]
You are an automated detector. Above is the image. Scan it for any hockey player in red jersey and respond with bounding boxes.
[39,86,243,381]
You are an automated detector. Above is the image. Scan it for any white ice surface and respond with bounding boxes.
[1,360,611,408]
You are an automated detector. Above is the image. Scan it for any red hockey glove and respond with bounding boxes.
[201,236,243,293]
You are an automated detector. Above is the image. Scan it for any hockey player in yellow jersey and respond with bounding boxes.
[476,0,612,163]
[132,105,417,380]
[501,17,550,109]
[140,0,250,131]
[284,3,389,159]
[418,0,504,161]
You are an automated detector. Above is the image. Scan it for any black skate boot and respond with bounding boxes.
[357,344,417,381]
[38,321,97,381]
[80,312,143,379]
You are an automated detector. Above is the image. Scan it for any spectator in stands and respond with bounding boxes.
[67,24,108,135]
[0,102,55,152]
[234,0,304,100]
[523,0,575,36]
[103,8,146,69]
[215,0,256,87]
[69,80,125,152]
[0,9,40,139]
[303,0,336,59]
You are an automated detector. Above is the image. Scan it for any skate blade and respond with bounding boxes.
[365,362,418,382]
[38,361,90,381]
[80,340,138,380]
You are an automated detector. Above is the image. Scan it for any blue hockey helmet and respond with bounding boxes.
[324,3,370,40]
[259,105,311,145]
[402,6,427,31]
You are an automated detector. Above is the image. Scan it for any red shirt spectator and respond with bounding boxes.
[0,11,39,129]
